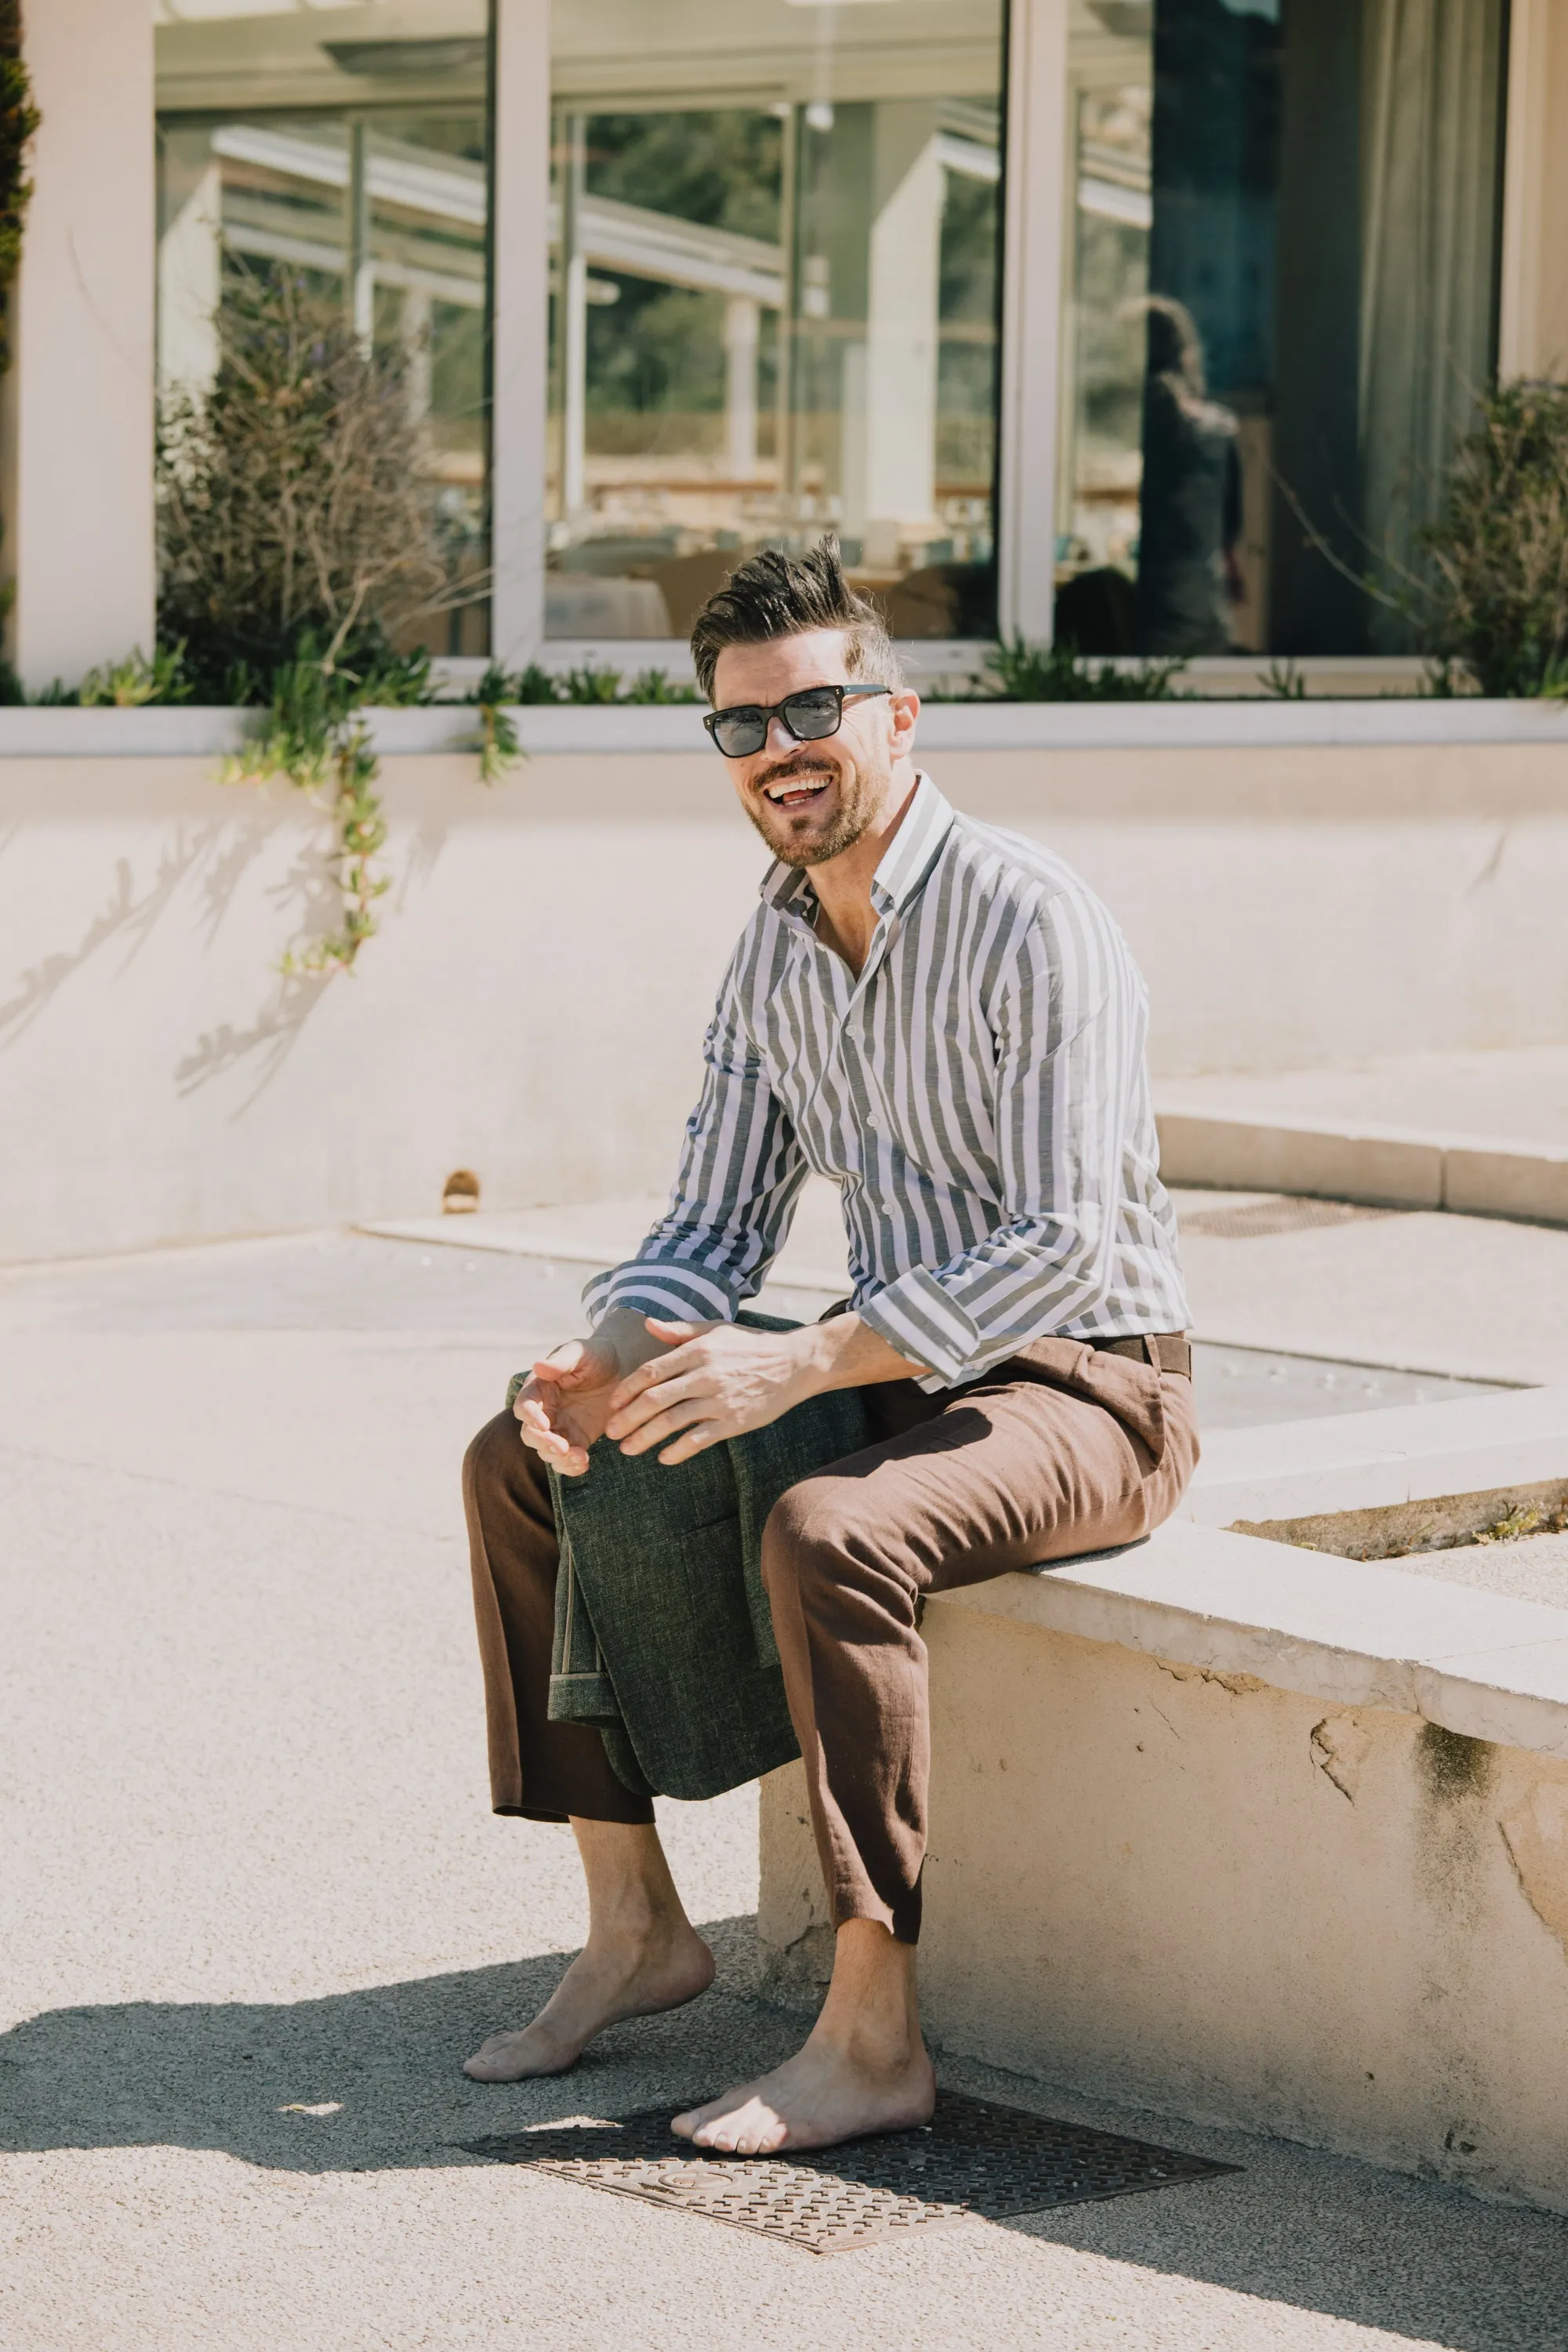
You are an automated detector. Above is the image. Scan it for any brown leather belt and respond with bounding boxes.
[1091,1332,1192,1377]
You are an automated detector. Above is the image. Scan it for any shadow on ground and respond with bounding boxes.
[0,1922,789,2180]
[4,1925,1566,2351]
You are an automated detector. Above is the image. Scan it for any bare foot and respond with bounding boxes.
[464,1925,714,2082]
[670,2025,935,2155]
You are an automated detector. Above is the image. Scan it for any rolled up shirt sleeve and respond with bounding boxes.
[853,885,1136,1389]
[583,953,807,1330]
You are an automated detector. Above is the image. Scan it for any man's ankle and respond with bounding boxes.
[812,1922,924,2067]
[586,1891,690,1952]
[823,2008,922,2068]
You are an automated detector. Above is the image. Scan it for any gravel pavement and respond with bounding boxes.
[2,1233,1566,2350]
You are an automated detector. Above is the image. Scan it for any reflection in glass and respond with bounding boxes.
[1137,296,1243,655]
[1057,0,1508,659]
[154,3,491,657]
[547,0,1005,641]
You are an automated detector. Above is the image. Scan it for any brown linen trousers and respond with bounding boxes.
[463,1335,1199,1944]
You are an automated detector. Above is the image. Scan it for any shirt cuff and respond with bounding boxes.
[584,1259,741,1328]
[854,1266,986,1390]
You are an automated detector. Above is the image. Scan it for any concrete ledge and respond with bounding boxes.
[6,694,1568,758]
[1185,1384,1568,1530]
[0,705,521,760]
[758,1515,1568,2210]
[1157,1108,1568,1223]
[931,1521,1568,1758]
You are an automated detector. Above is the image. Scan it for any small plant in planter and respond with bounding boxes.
[1422,380,1568,699]
[157,265,514,975]
[977,637,1187,702]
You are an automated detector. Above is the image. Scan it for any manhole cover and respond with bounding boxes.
[462,2090,1237,2253]
[1181,1195,1401,1240]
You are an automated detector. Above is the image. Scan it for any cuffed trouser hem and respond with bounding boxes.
[829,1893,924,1947]
[492,1799,658,1826]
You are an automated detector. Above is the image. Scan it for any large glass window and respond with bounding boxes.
[546,0,1006,642]
[1057,0,1509,658]
[154,2,491,657]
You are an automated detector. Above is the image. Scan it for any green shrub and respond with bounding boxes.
[157,267,467,697]
[1424,380,1568,698]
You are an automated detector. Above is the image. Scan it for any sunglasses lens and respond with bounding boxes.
[711,711,768,757]
[780,688,842,741]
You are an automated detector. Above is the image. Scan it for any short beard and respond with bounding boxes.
[744,747,886,867]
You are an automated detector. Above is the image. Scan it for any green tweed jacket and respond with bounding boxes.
[508,1319,870,1802]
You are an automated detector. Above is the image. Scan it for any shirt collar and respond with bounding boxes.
[760,772,956,926]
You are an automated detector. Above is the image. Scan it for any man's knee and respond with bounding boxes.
[760,1475,856,1602]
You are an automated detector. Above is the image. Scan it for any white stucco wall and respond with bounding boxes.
[2,735,1567,1263]
[2,0,155,689]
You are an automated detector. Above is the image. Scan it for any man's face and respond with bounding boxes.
[710,629,898,868]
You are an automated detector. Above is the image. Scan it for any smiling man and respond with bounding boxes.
[460,537,1196,2154]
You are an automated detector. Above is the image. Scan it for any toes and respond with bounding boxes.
[463,2054,512,2082]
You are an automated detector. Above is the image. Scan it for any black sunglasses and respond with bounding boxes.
[702,683,890,759]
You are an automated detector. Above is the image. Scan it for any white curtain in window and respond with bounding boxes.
[1358,0,1506,637]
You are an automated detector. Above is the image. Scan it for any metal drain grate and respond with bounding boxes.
[1181,1195,1403,1240]
[463,2090,1238,2254]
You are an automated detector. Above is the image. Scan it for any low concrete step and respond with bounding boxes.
[1156,1047,1568,1221]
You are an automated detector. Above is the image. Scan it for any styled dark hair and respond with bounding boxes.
[689,534,902,703]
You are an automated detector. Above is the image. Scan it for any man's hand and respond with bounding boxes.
[604,1314,922,1466]
[512,1334,624,1478]
[513,1305,698,1477]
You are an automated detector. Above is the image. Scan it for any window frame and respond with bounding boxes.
[493,0,1051,675]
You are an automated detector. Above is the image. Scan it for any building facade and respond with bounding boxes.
[6,0,1568,693]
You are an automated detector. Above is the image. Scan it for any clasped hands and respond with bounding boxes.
[513,1307,918,1477]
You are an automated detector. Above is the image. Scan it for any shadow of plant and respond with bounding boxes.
[0,802,350,1109]
[174,818,361,1102]
[173,970,325,1106]
[0,826,225,1050]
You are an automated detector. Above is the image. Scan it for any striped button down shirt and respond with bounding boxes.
[585,774,1189,1390]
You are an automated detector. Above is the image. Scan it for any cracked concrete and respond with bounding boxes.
[1498,1782,1568,1960]
[1311,1717,1374,1803]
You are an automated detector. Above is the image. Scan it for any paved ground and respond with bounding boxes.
[4,1225,1568,2350]
[1176,1192,1568,1387]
